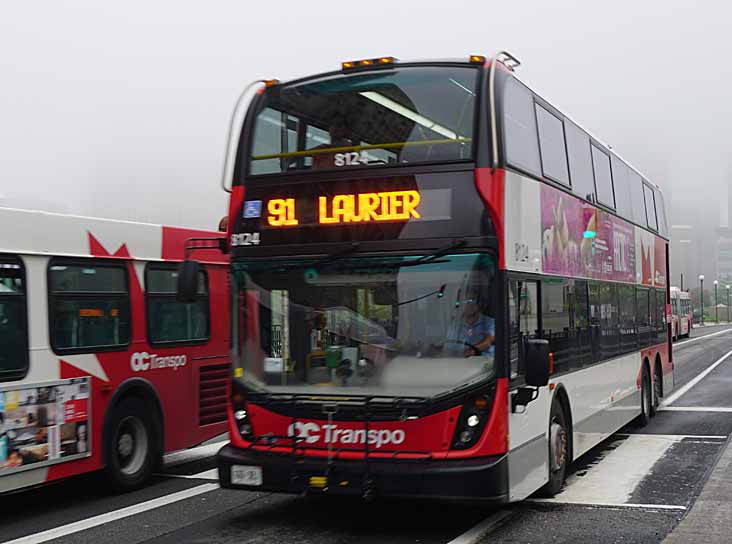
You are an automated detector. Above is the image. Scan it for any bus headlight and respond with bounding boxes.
[232,381,255,440]
[451,386,495,450]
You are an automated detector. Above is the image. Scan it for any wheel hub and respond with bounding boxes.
[115,416,149,476]
[118,433,134,457]
[550,420,567,472]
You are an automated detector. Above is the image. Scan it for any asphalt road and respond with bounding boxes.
[3,324,732,544]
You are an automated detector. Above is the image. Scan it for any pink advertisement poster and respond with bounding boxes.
[541,185,636,282]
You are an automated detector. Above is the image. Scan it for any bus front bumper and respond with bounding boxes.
[217,444,509,502]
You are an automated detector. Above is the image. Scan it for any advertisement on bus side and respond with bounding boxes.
[0,378,90,473]
[540,185,636,282]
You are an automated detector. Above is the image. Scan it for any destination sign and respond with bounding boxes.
[230,172,493,254]
[267,190,422,227]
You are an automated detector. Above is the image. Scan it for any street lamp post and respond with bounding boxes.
[714,280,719,324]
[700,275,705,326]
[727,285,730,323]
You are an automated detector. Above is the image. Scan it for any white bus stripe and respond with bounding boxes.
[662,347,732,406]
[0,483,218,544]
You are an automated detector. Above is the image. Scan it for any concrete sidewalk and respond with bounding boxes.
[664,436,732,543]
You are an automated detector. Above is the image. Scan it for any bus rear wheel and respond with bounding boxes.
[104,398,155,492]
[537,400,569,498]
[636,365,652,427]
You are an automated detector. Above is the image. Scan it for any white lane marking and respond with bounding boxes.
[553,434,678,505]
[616,433,727,440]
[528,499,687,510]
[1,483,218,544]
[660,406,732,413]
[446,510,512,544]
[162,468,219,480]
[163,440,228,468]
[662,347,732,406]
[675,326,732,348]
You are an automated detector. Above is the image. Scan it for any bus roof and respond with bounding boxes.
[0,207,227,263]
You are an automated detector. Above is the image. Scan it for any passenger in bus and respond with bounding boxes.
[447,297,495,358]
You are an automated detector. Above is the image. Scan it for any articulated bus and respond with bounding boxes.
[670,287,692,340]
[186,52,671,502]
[0,208,229,494]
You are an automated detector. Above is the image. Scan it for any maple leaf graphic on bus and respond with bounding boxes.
[57,233,144,384]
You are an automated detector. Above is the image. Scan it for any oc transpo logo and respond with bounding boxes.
[287,422,406,449]
[130,352,187,372]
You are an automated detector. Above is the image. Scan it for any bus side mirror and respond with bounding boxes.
[177,260,201,303]
[525,339,551,387]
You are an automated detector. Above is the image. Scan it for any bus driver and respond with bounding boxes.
[448,297,495,358]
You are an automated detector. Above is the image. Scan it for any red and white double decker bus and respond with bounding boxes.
[0,208,229,494]
[670,286,692,340]
[188,52,671,502]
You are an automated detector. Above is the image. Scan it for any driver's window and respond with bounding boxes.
[508,279,539,379]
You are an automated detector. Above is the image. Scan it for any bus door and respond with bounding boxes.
[506,277,550,501]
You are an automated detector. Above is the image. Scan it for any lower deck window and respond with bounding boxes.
[0,258,28,380]
[49,262,130,352]
[146,266,209,344]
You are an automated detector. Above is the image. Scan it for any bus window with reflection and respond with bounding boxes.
[247,66,479,175]
[232,253,496,397]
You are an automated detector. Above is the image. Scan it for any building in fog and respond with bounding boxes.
[716,183,732,287]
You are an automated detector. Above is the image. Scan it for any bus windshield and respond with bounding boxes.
[247,66,479,176]
[232,253,496,397]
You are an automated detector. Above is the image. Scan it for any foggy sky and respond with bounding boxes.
[1,0,731,232]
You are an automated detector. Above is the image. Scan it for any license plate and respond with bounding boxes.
[231,465,263,486]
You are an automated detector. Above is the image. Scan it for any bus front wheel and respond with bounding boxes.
[104,397,155,492]
[537,400,569,497]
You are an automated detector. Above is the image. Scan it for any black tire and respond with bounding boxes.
[652,362,663,415]
[636,365,652,427]
[537,400,570,498]
[103,397,156,492]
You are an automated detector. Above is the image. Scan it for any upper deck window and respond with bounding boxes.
[611,156,633,221]
[655,187,668,236]
[565,122,595,201]
[643,182,658,231]
[535,104,570,186]
[591,145,615,209]
[247,66,479,176]
[503,77,541,176]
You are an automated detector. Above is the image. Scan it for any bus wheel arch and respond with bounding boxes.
[102,378,164,491]
[537,386,573,497]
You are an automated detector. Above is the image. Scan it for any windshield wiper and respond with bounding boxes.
[311,242,361,268]
[359,239,468,269]
[242,243,361,273]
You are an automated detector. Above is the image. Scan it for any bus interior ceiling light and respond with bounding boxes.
[359,91,459,140]
[342,57,397,70]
